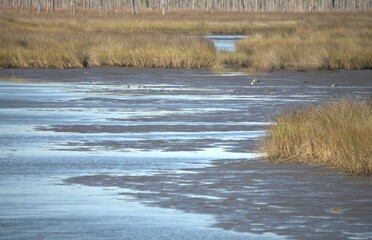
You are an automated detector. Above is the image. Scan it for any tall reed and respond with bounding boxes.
[261,100,372,176]
[0,21,217,69]
[234,13,372,71]
[0,12,371,70]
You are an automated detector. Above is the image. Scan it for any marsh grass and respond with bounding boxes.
[234,13,372,71]
[0,26,217,69]
[0,13,219,69]
[261,100,372,176]
[0,11,371,70]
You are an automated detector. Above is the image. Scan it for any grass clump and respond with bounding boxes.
[232,13,372,71]
[261,100,372,176]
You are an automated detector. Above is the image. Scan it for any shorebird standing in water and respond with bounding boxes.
[251,79,259,86]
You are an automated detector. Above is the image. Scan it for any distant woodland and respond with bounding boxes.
[1,0,371,14]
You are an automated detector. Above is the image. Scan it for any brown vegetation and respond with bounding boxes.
[0,11,371,71]
[232,13,372,71]
[261,100,372,176]
[0,15,218,69]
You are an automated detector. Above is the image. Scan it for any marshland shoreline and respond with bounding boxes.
[1,66,371,239]
[1,11,371,71]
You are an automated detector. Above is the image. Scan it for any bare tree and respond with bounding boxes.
[132,0,136,14]
[3,0,371,14]
[37,0,41,13]
[122,0,127,13]
[160,0,165,14]
[71,0,75,15]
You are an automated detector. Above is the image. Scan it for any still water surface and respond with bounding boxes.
[0,68,371,239]
[203,35,247,52]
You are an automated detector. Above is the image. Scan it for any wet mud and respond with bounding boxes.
[1,67,371,240]
[66,159,372,240]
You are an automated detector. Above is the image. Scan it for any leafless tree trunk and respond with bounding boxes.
[51,0,54,12]
[160,0,165,14]
[44,0,48,12]
[122,0,126,13]
[37,0,41,13]
[2,0,372,14]
[71,0,75,15]
[132,0,136,14]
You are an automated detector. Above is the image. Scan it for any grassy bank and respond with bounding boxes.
[223,13,372,71]
[0,15,218,69]
[261,100,372,176]
[0,30,216,69]
[0,11,371,70]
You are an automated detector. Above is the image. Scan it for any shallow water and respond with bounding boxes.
[0,68,371,239]
[203,35,247,52]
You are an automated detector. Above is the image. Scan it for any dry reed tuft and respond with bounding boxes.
[261,100,372,176]
[234,13,372,71]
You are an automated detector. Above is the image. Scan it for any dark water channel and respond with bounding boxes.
[0,68,371,240]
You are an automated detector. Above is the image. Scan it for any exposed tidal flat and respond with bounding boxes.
[1,9,372,240]
[0,11,371,71]
[0,67,371,239]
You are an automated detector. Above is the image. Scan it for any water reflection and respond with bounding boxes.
[203,35,247,52]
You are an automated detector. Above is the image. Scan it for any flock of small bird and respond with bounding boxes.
[88,78,339,94]
[249,78,339,87]
[123,84,185,92]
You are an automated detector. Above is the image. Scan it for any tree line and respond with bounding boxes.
[2,0,371,15]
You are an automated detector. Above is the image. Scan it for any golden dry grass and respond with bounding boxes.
[0,18,217,69]
[261,100,372,176]
[0,11,371,70]
[234,13,372,71]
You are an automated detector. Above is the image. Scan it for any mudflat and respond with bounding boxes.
[0,68,371,240]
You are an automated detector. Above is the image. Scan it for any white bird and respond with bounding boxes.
[332,84,338,87]
[251,79,260,86]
